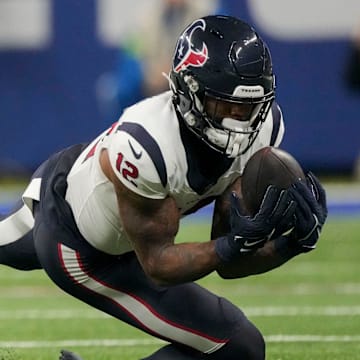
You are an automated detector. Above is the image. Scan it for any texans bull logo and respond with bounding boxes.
[173,19,208,73]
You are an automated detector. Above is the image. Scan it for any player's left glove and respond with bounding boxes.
[215,186,296,261]
[288,172,328,252]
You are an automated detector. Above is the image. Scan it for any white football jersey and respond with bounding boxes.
[64,91,284,255]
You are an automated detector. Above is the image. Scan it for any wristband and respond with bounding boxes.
[214,236,235,262]
[273,236,302,260]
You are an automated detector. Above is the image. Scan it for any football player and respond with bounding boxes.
[0,15,327,360]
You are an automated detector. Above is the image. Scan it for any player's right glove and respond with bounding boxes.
[288,172,328,252]
[215,186,296,262]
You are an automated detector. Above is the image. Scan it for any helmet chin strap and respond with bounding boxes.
[204,127,249,158]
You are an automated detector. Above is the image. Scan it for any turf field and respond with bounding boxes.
[0,214,359,360]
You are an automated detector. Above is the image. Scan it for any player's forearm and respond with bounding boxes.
[138,241,221,286]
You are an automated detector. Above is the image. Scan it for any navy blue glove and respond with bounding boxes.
[215,186,296,261]
[288,172,327,252]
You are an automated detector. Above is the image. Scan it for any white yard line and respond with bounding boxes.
[0,339,162,349]
[1,336,360,349]
[245,305,360,316]
[266,335,360,342]
[1,282,360,298]
[0,306,360,319]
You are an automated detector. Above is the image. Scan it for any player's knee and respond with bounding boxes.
[236,322,265,360]
[212,320,265,360]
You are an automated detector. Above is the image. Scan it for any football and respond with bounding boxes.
[241,146,305,216]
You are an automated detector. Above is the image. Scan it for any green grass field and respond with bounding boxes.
[0,216,359,360]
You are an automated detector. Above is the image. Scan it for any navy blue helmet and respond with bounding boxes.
[170,15,275,157]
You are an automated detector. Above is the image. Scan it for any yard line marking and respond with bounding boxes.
[2,283,360,298]
[229,283,360,296]
[0,309,110,319]
[1,306,360,319]
[1,336,360,348]
[0,339,163,349]
[266,335,360,342]
[245,306,360,316]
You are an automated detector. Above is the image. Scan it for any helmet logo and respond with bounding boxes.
[174,19,208,73]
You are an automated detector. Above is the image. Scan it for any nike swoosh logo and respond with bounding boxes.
[128,139,143,159]
[234,236,264,248]
[244,239,264,247]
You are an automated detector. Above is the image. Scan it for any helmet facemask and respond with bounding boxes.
[202,86,274,157]
[170,71,274,157]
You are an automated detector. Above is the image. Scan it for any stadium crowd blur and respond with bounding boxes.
[344,21,360,180]
[344,21,360,92]
[0,0,359,181]
[106,0,226,116]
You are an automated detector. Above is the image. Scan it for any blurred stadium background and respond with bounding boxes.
[0,0,360,175]
[0,0,359,214]
[0,1,360,359]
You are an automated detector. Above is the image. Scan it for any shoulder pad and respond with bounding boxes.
[107,122,168,199]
